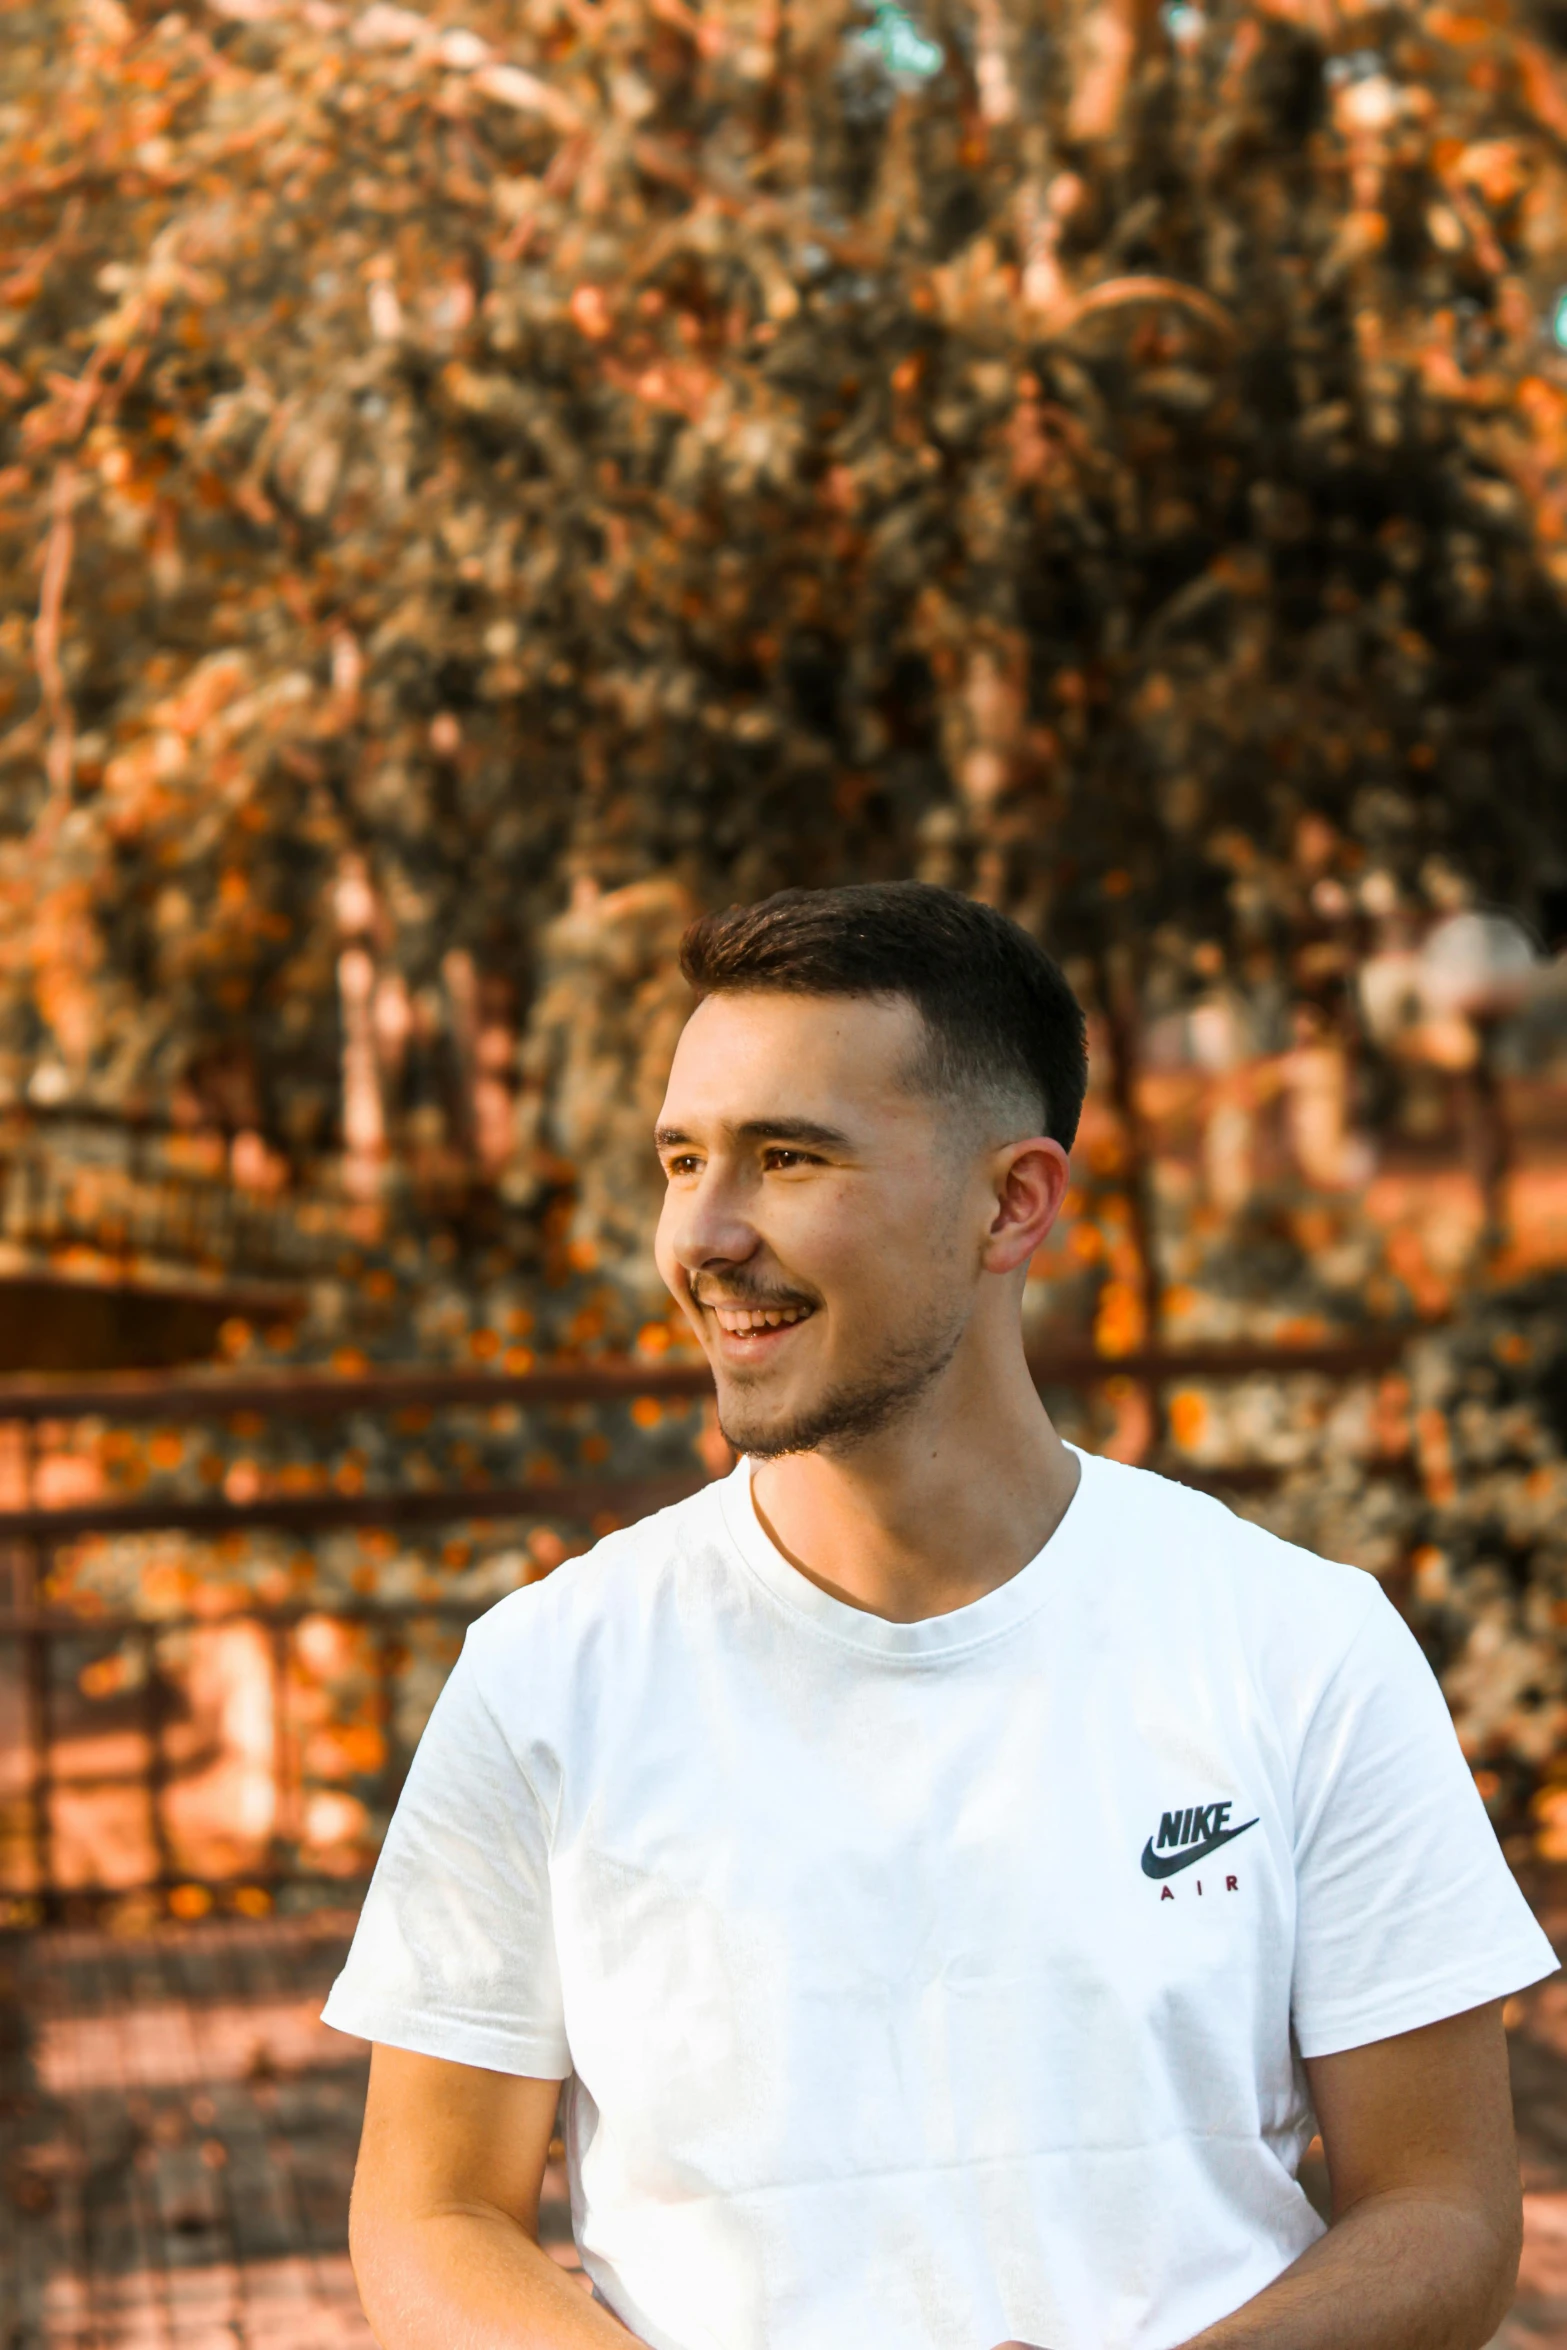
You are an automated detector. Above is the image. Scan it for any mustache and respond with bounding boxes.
[689,1275,818,1312]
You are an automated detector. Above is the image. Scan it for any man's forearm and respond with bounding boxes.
[351,2201,639,2350]
[1179,2188,1519,2350]
[360,2193,1515,2350]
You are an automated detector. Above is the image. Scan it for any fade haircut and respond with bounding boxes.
[679,882,1088,1150]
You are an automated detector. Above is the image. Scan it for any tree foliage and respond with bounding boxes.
[4,0,1567,1153]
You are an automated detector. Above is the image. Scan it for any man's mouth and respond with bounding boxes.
[712,1304,813,1334]
[695,1297,817,1339]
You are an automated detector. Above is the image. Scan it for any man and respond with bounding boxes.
[327,882,1555,2350]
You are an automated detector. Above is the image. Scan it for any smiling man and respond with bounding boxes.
[328,883,1554,2350]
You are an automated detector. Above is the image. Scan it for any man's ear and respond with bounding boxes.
[982,1136,1071,1276]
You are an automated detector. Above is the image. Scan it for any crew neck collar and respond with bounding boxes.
[715,1445,1102,1659]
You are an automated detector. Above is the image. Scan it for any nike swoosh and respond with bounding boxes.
[1140,1819,1258,1879]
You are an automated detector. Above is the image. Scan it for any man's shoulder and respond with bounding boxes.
[460,1472,731,1667]
[1078,1449,1383,1647]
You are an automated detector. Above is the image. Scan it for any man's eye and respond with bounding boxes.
[765,1149,815,1169]
[664,1155,701,1177]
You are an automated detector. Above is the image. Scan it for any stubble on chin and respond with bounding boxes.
[714,1317,964,1461]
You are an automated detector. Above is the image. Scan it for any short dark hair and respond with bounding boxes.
[679,883,1088,1150]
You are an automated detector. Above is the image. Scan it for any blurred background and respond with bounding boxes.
[4,0,1567,2336]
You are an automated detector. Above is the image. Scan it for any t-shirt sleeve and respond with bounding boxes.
[1287,1579,1559,2058]
[1289,1582,1557,2059]
[321,1632,570,2077]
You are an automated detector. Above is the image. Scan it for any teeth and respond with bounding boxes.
[711,1303,811,1333]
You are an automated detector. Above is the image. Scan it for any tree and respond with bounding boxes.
[4,0,1567,1207]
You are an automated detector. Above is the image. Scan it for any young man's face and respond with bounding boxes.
[654,989,998,1458]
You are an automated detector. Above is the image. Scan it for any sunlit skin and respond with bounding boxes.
[652,988,1079,1622]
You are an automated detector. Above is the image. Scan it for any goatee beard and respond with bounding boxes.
[717,1318,964,1460]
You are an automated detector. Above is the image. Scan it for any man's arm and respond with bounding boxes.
[354,2007,1522,2350]
[1181,2000,1521,2350]
[349,2043,640,2348]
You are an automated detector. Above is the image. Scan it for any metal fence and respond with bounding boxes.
[0,1335,1415,1922]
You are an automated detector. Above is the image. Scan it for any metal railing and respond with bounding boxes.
[0,1333,1420,1921]
[0,1102,357,1284]
[1,1591,482,1921]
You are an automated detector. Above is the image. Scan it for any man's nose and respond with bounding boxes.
[665,1165,759,1272]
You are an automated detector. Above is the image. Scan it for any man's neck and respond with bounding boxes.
[747,1347,1081,1624]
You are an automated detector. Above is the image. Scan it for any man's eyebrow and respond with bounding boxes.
[734,1118,851,1148]
[652,1118,852,1150]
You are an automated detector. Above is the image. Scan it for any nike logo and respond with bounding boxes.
[1140,1818,1258,1878]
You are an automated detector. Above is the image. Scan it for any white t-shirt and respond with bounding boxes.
[324,1449,1555,2350]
